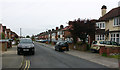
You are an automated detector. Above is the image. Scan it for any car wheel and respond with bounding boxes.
[97,49,100,53]
[59,48,62,52]
[66,48,69,51]
[55,48,57,51]
[32,51,35,55]
[17,51,20,55]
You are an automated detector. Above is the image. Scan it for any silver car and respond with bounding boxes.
[17,38,35,55]
[91,40,120,52]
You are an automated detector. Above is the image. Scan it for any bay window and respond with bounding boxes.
[111,33,120,44]
[95,35,105,41]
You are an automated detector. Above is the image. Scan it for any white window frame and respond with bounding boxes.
[96,22,105,29]
[110,32,120,44]
[95,35,105,41]
[113,17,120,26]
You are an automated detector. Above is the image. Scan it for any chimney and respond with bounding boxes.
[56,27,58,30]
[48,30,51,32]
[101,5,107,16]
[60,25,64,29]
[52,29,54,31]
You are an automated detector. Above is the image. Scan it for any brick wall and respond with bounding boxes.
[99,46,120,56]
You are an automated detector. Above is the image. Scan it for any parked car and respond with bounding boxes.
[65,40,73,44]
[17,38,35,55]
[90,40,120,52]
[36,39,47,43]
[36,40,41,42]
[55,41,69,52]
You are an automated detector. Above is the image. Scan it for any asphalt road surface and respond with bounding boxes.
[23,42,108,69]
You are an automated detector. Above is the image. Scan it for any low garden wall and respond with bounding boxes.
[0,41,7,52]
[99,46,120,56]
[68,43,89,51]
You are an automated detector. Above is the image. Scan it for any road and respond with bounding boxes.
[23,42,107,69]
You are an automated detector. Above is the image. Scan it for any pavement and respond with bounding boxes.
[1,45,24,69]
[39,42,119,68]
[0,44,2,70]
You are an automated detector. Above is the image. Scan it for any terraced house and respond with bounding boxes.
[99,5,120,44]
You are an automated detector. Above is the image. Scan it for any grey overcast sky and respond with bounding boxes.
[0,0,120,36]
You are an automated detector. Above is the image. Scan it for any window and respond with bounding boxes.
[59,31,62,35]
[114,17,120,26]
[111,33,120,44]
[96,22,105,29]
[95,35,105,41]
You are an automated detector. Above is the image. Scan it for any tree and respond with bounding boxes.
[31,35,35,41]
[26,35,30,38]
[68,19,96,44]
[1,33,5,39]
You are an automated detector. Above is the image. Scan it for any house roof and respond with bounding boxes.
[62,25,72,31]
[99,6,120,21]
[0,24,2,27]
[6,29,11,32]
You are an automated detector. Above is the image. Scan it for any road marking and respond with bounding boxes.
[27,60,30,70]
[24,60,30,70]
[24,60,28,70]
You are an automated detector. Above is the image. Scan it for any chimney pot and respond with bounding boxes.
[101,5,107,16]
[60,25,64,29]
[56,27,58,30]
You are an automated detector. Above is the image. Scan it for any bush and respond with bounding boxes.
[74,42,91,51]
[102,53,107,57]
[1,33,5,39]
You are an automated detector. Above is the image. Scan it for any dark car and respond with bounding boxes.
[55,41,69,52]
[17,38,35,55]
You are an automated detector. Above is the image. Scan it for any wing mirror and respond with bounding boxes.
[33,41,34,44]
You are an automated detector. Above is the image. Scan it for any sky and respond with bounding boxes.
[0,0,120,36]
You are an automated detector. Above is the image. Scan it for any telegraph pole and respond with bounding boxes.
[20,28,22,38]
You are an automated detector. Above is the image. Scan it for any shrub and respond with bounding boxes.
[102,53,107,57]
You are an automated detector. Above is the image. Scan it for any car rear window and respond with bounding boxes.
[20,39,33,43]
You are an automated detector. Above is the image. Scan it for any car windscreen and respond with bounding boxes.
[20,39,33,43]
[99,41,106,44]
[105,41,112,45]
[111,41,118,45]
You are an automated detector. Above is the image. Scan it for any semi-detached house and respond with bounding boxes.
[99,5,120,44]
[95,5,106,41]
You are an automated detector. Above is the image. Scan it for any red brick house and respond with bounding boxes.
[62,25,72,41]
[0,24,3,39]
[2,26,7,39]
[6,29,11,39]
[11,31,18,40]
